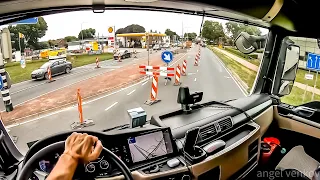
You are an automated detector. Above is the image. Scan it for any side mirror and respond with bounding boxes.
[275,38,300,96]
[235,32,267,54]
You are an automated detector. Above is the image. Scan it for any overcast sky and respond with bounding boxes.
[40,10,268,41]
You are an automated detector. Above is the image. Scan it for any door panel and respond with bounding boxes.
[275,107,320,139]
[279,102,320,123]
[272,107,320,161]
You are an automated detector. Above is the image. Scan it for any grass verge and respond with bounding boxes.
[281,86,320,106]
[5,53,113,84]
[224,47,261,66]
[210,46,257,93]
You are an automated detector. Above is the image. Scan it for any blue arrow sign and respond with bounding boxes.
[161,50,173,64]
[14,17,38,24]
[306,53,320,70]
[0,76,4,90]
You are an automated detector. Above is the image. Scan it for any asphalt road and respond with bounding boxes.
[7,46,246,154]
[0,50,161,111]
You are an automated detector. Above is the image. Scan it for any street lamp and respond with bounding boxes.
[80,22,88,49]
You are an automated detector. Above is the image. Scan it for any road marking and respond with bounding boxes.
[105,102,118,111]
[188,73,196,75]
[224,76,231,79]
[194,78,197,81]
[11,69,116,109]
[85,78,148,104]
[141,81,148,86]
[7,78,149,128]
[11,68,94,95]
[211,52,248,96]
[197,70,199,72]
[127,89,136,95]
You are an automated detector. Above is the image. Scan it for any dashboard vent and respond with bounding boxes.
[199,117,233,142]
[216,116,233,133]
[199,124,217,140]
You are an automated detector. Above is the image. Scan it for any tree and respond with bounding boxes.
[165,29,179,41]
[8,16,48,50]
[225,22,261,39]
[64,36,78,42]
[38,41,49,49]
[115,28,125,34]
[184,32,197,40]
[78,28,96,39]
[201,20,225,43]
[115,24,145,34]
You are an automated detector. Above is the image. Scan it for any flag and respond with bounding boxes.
[19,32,24,38]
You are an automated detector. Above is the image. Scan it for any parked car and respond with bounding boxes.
[153,44,161,50]
[114,50,131,59]
[162,43,170,48]
[31,60,72,80]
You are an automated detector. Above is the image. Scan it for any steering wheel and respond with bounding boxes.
[17,141,134,180]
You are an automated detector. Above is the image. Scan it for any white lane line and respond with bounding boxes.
[194,78,197,81]
[11,69,116,109]
[105,102,118,111]
[127,89,136,95]
[11,69,93,95]
[170,53,187,67]
[141,81,148,86]
[85,78,148,104]
[211,51,248,96]
[7,78,149,129]
[197,70,199,72]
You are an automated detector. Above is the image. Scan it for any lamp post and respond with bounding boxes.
[80,22,88,49]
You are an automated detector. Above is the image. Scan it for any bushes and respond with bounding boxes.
[224,47,258,59]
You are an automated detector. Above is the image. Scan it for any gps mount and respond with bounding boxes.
[177,87,203,113]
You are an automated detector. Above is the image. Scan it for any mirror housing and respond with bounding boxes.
[235,32,267,54]
[273,37,300,96]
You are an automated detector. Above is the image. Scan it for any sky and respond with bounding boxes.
[40,10,268,41]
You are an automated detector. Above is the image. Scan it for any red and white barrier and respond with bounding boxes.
[194,56,199,66]
[140,71,174,77]
[145,76,161,105]
[182,60,187,76]
[139,65,174,71]
[95,57,100,68]
[174,64,182,86]
[151,76,158,101]
[47,66,55,83]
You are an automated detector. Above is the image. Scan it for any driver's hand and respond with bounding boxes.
[63,132,102,163]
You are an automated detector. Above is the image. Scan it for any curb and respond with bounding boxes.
[210,47,249,96]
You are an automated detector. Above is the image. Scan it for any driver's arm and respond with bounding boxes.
[47,132,102,180]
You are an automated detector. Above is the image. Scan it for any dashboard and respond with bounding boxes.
[24,94,273,180]
[34,128,178,178]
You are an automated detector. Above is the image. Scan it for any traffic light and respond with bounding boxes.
[1,28,13,61]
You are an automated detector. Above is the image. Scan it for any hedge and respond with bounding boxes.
[224,47,258,59]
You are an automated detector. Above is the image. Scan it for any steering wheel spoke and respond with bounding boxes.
[33,170,49,180]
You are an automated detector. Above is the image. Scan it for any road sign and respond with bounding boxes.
[20,57,26,68]
[161,51,174,64]
[15,17,38,24]
[305,74,314,80]
[306,53,320,70]
[0,76,4,90]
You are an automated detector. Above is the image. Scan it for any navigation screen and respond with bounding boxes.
[128,130,174,163]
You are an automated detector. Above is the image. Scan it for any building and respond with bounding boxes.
[116,33,167,48]
[290,37,320,60]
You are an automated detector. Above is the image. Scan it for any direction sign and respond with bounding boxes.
[161,51,173,64]
[306,53,320,70]
[15,17,38,24]
[0,76,4,90]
